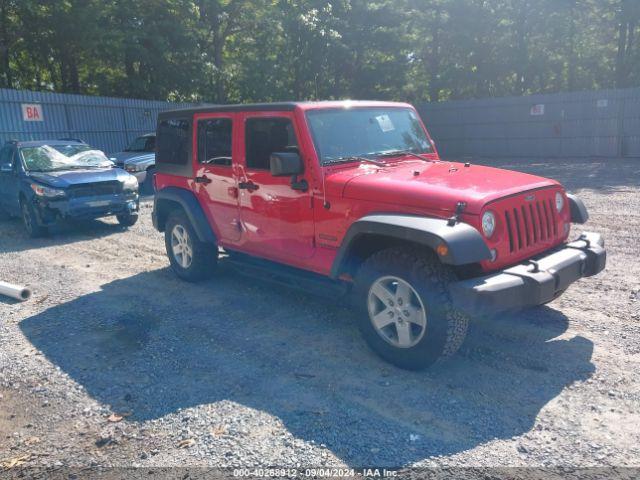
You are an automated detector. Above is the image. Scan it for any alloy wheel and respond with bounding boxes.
[171,224,193,269]
[367,275,427,348]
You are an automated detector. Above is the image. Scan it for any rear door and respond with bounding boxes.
[236,111,315,260]
[192,112,241,241]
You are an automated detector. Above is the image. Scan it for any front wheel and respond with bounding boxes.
[21,201,48,238]
[142,167,156,195]
[116,212,139,227]
[164,210,217,282]
[354,247,468,370]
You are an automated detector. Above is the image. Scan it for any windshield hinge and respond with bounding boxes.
[447,201,467,226]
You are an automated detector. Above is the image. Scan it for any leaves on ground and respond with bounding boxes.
[177,438,196,449]
[1,454,32,470]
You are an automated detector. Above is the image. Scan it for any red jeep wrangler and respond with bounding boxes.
[152,101,606,370]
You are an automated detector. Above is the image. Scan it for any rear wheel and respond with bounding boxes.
[21,201,48,238]
[354,247,468,370]
[164,210,217,282]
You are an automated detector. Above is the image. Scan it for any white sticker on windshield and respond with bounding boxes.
[375,114,395,132]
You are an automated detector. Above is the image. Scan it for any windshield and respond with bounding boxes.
[20,145,113,172]
[306,107,432,165]
[125,136,154,152]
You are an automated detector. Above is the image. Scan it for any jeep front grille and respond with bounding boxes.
[502,195,559,253]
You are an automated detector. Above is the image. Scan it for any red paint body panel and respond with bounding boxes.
[156,101,571,277]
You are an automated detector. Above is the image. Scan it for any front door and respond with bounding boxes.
[192,113,241,242]
[237,112,315,260]
[0,146,20,215]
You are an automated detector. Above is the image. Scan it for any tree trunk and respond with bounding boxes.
[428,4,442,102]
[567,0,576,91]
[68,57,80,93]
[0,0,13,88]
[213,31,225,103]
[615,4,628,88]
[514,0,529,95]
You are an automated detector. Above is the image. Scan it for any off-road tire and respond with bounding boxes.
[354,247,468,370]
[142,167,156,195]
[543,288,567,305]
[21,200,48,238]
[116,212,139,227]
[164,209,217,282]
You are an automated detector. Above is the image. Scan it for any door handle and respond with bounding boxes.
[238,181,259,192]
[194,175,212,185]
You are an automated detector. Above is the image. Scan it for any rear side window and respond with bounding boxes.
[157,119,190,165]
[245,118,298,170]
[197,118,232,166]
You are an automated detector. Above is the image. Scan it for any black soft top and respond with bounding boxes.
[158,102,299,119]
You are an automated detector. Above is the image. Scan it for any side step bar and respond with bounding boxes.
[221,251,351,301]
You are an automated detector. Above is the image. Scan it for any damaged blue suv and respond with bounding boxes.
[0,140,139,237]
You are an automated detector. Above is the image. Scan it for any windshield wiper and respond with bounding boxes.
[324,156,386,167]
[369,149,432,163]
[48,165,102,171]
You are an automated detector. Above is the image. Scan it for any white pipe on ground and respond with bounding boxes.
[0,281,32,302]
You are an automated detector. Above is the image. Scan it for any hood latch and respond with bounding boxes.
[447,201,467,226]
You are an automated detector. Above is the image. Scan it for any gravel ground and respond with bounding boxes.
[1,158,639,472]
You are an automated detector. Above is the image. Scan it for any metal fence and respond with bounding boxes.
[3,87,639,159]
[0,88,198,154]
[418,88,640,159]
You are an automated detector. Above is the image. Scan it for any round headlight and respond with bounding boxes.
[482,211,496,238]
[555,192,565,212]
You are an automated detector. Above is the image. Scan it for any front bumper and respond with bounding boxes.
[450,232,606,315]
[33,193,139,225]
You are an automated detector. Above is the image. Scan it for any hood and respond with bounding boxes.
[28,168,133,188]
[329,160,559,215]
[124,153,155,165]
[109,151,151,163]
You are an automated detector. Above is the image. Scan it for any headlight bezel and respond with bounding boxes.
[30,183,66,198]
[122,175,139,191]
[481,210,497,238]
[125,163,145,173]
[555,192,565,212]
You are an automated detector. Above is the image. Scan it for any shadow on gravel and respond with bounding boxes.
[20,266,594,466]
[467,157,640,192]
[0,217,129,254]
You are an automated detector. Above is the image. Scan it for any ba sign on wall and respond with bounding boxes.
[530,104,545,116]
[22,104,44,121]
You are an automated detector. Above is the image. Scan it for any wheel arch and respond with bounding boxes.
[153,187,216,243]
[330,214,491,279]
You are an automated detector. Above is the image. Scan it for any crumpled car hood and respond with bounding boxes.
[28,168,131,188]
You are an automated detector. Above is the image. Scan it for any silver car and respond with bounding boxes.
[110,134,156,193]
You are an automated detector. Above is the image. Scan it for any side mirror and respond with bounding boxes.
[270,152,303,177]
[0,162,13,173]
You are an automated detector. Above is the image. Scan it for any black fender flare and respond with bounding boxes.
[329,214,491,278]
[567,193,589,224]
[153,187,216,243]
